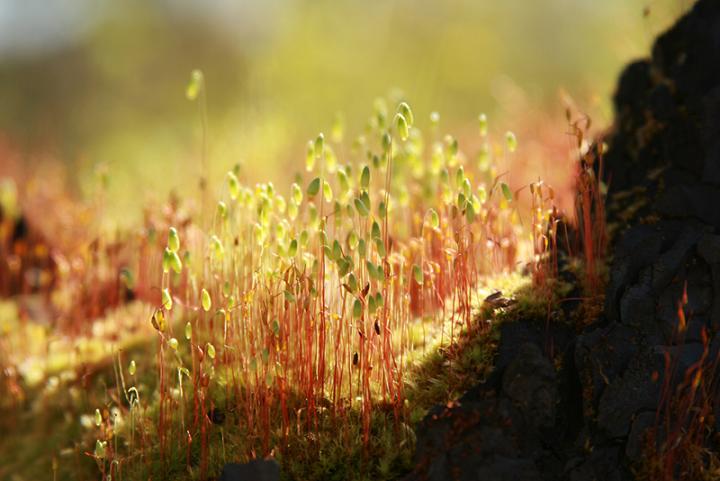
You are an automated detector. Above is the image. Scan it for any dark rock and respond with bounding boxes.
[604,225,664,323]
[614,60,653,113]
[219,460,280,481]
[501,343,557,430]
[596,349,663,439]
[408,396,548,481]
[618,273,656,332]
[574,323,640,411]
[567,446,627,481]
[473,455,542,480]
[650,224,707,293]
[625,411,656,461]
[710,264,720,330]
[651,0,720,97]
[698,234,720,264]
[655,184,720,228]
[495,320,573,378]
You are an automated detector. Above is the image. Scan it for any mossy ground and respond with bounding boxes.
[0,271,569,481]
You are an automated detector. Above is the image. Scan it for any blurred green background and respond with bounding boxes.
[0,0,684,223]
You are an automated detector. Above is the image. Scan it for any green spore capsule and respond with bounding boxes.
[478,113,488,137]
[186,69,203,101]
[210,235,224,260]
[168,227,180,252]
[305,141,316,172]
[217,201,228,219]
[162,288,173,310]
[288,238,298,257]
[395,113,409,141]
[505,131,518,153]
[427,208,440,229]
[227,171,240,200]
[501,182,513,202]
[398,102,414,127]
[323,180,333,202]
[413,264,424,284]
[360,165,370,190]
[168,250,182,274]
[314,133,325,158]
[201,288,212,312]
[353,299,363,319]
[307,177,320,197]
[291,182,303,205]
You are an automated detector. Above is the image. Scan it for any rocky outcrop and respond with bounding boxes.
[407,1,720,479]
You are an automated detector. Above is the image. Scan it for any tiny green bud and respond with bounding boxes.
[381,132,392,153]
[291,182,303,205]
[185,322,192,340]
[358,238,367,258]
[347,272,358,292]
[353,299,363,319]
[307,177,321,197]
[501,182,513,202]
[323,180,333,202]
[186,69,203,101]
[477,185,488,203]
[314,133,325,158]
[354,197,369,217]
[162,288,173,310]
[331,112,344,143]
[397,102,414,127]
[288,201,299,220]
[505,131,518,153]
[206,342,216,360]
[162,248,172,273]
[94,408,102,427]
[360,165,370,190]
[446,135,458,157]
[305,141,316,172]
[456,166,465,187]
[210,235,224,260]
[413,264,424,285]
[94,440,107,459]
[168,338,179,350]
[338,168,350,194]
[462,178,471,198]
[217,201,227,219]
[371,221,381,240]
[395,113,409,141]
[227,171,240,200]
[201,288,212,312]
[427,208,440,229]
[168,227,180,253]
[478,113,488,137]
[465,201,476,223]
[347,230,359,250]
[167,249,182,274]
[288,238,298,257]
